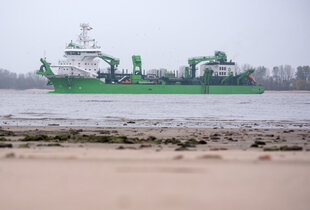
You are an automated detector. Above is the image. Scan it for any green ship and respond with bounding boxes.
[37,23,264,94]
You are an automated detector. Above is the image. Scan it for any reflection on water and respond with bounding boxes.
[0,91,309,128]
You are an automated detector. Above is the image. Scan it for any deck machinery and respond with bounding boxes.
[92,51,255,87]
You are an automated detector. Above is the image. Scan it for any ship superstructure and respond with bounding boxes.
[50,23,101,78]
[200,61,236,77]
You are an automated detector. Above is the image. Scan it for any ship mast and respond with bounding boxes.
[78,23,95,48]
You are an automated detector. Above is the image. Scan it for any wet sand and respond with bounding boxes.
[1,126,310,210]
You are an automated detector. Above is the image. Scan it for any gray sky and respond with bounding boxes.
[1,0,309,73]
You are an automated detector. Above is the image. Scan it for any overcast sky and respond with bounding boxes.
[0,0,309,73]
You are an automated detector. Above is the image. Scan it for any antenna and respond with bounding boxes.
[77,23,98,49]
[79,23,90,48]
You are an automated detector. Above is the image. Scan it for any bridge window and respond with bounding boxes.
[66,51,81,55]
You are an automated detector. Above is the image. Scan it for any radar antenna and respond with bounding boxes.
[78,23,96,48]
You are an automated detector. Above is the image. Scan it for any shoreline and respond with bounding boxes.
[264,90,310,93]
[1,126,310,210]
[1,125,309,151]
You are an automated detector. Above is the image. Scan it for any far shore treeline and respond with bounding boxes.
[0,69,51,90]
[245,65,310,90]
[0,65,310,90]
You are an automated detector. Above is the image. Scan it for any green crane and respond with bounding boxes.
[130,55,143,83]
[221,71,234,85]
[37,58,54,76]
[237,69,255,85]
[132,55,142,75]
[99,54,120,81]
[201,68,214,94]
[184,67,190,79]
[188,51,227,79]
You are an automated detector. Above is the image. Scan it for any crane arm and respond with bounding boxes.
[99,54,120,66]
[188,51,227,66]
[221,71,234,85]
[188,51,227,78]
[37,58,54,76]
[188,55,222,65]
[237,69,255,85]
[99,54,120,82]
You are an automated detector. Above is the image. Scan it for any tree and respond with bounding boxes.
[295,66,310,90]
[296,66,310,81]
[0,68,50,89]
[241,64,253,73]
[280,65,294,81]
[253,66,268,83]
[296,79,309,90]
[269,65,296,90]
[272,66,280,80]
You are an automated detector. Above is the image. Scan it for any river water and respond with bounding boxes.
[0,90,309,128]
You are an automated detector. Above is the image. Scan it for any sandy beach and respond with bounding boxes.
[0,126,310,210]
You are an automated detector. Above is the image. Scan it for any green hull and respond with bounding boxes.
[47,77,264,94]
